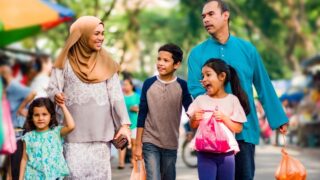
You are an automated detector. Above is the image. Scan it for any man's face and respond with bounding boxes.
[202,1,229,36]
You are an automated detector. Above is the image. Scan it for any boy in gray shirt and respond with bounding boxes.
[135,43,192,180]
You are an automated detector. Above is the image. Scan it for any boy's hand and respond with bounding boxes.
[135,143,143,160]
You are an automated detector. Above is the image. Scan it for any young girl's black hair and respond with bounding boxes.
[24,97,58,132]
[203,58,250,115]
[123,77,136,92]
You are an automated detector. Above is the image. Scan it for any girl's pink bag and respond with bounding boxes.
[130,159,146,180]
[194,111,230,153]
[0,97,17,154]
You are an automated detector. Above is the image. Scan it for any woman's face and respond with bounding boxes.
[88,24,104,51]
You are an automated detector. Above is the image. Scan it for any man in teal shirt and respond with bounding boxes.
[187,1,288,179]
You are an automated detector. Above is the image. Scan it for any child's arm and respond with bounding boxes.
[213,111,243,133]
[59,104,75,136]
[19,142,27,180]
[135,127,144,160]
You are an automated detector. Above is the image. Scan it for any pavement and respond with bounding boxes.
[111,144,320,180]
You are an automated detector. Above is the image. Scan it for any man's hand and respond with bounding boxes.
[279,123,288,134]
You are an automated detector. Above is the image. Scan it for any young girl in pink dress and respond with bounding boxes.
[187,58,250,180]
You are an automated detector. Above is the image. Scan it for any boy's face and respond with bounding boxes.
[156,51,180,76]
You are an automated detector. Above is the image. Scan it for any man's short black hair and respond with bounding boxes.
[204,0,230,13]
[158,43,183,64]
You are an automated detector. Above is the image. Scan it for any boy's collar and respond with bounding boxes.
[156,75,177,84]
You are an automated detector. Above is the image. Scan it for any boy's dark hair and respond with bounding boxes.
[158,43,183,64]
[203,58,250,115]
[24,97,58,132]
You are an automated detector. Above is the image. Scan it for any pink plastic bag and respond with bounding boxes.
[194,110,230,153]
[0,97,17,154]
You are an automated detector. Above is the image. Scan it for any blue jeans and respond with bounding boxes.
[235,140,255,180]
[197,151,235,180]
[143,143,177,180]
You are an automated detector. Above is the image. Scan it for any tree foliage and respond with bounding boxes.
[17,0,320,80]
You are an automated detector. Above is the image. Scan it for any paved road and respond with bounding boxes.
[112,144,320,180]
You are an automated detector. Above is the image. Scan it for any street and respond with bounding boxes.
[112,144,320,180]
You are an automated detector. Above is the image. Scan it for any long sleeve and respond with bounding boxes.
[107,74,130,127]
[47,68,64,102]
[137,79,150,128]
[177,78,193,112]
[187,50,206,98]
[252,47,288,129]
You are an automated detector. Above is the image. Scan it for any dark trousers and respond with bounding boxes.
[143,143,177,180]
[235,140,255,180]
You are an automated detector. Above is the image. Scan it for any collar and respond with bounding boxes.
[156,75,177,84]
[210,34,233,46]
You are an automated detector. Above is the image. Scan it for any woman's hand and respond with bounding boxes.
[54,93,65,105]
[115,125,131,147]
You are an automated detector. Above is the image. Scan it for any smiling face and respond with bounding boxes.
[201,65,226,97]
[87,24,104,51]
[202,1,229,36]
[156,51,180,77]
[32,106,51,132]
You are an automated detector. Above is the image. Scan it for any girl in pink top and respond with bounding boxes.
[187,58,250,180]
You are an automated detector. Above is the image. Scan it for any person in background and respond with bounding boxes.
[0,63,36,128]
[30,54,52,98]
[118,77,140,169]
[187,1,288,179]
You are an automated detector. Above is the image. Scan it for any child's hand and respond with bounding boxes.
[194,110,204,121]
[130,106,139,113]
[213,110,228,122]
[54,93,65,105]
[190,110,204,128]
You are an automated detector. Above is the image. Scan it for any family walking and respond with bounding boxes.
[13,0,289,180]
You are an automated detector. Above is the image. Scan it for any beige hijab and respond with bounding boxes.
[54,16,118,83]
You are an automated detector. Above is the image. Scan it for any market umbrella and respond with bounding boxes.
[0,0,75,47]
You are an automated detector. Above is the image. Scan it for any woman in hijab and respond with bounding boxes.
[47,16,131,179]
